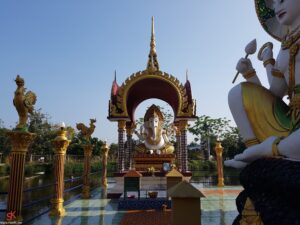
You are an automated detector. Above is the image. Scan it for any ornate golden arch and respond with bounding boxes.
[108,69,196,122]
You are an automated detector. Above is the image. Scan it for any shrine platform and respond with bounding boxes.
[107,174,192,200]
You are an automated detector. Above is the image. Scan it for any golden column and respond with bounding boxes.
[101,142,109,187]
[49,126,70,216]
[6,75,37,222]
[215,141,224,187]
[82,144,93,199]
[76,119,96,198]
[6,132,36,221]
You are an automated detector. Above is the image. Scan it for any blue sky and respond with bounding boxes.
[0,1,281,144]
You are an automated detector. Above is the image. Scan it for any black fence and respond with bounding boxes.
[0,171,102,224]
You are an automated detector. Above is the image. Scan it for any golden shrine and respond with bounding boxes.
[107,17,197,174]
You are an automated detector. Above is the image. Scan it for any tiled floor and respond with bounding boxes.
[120,210,172,225]
[200,186,242,225]
[30,181,242,225]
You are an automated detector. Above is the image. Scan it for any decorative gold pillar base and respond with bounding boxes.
[102,177,108,188]
[6,131,36,222]
[49,198,65,217]
[218,178,224,187]
[82,185,91,199]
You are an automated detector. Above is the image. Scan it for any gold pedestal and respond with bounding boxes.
[218,178,225,187]
[49,198,65,217]
[50,129,70,217]
[82,185,90,199]
[133,153,175,171]
[6,131,36,222]
[102,177,108,188]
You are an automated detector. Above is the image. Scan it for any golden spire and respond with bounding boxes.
[186,69,189,81]
[146,16,159,72]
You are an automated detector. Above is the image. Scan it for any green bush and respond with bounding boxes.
[44,163,53,174]
[64,162,73,176]
[64,161,84,176]
[24,163,35,176]
[91,161,101,172]
[107,161,117,172]
[0,164,10,175]
[73,163,83,174]
[188,160,217,171]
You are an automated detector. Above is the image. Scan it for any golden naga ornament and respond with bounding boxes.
[13,75,37,131]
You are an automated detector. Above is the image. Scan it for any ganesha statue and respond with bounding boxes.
[134,104,174,154]
[225,0,300,168]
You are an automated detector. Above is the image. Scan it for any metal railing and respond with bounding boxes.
[0,170,102,223]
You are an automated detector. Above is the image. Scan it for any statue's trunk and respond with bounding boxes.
[150,121,157,140]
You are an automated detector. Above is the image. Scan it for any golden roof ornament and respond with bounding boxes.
[146,16,160,73]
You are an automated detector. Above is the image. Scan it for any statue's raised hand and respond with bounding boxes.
[261,46,273,62]
[258,42,273,62]
[236,58,254,76]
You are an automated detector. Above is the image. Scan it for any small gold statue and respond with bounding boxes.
[76,119,96,142]
[13,75,37,130]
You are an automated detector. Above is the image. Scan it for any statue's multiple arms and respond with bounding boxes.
[260,47,288,98]
[236,58,262,85]
[134,130,145,141]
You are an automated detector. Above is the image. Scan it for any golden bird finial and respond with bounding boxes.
[146,16,159,72]
[13,75,37,130]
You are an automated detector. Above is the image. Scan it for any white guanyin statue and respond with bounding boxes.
[134,104,174,154]
[225,0,300,168]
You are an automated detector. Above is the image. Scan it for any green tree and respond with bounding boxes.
[0,124,11,159]
[91,137,104,156]
[109,143,118,161]
[222,127,246,159]
[27,109,55,156]
[188,115,245,159]
[189,115,232,142]
[188,115,231,158]
[67,135,83,155]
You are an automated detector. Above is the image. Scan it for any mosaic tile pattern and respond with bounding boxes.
[30,182,242,225]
